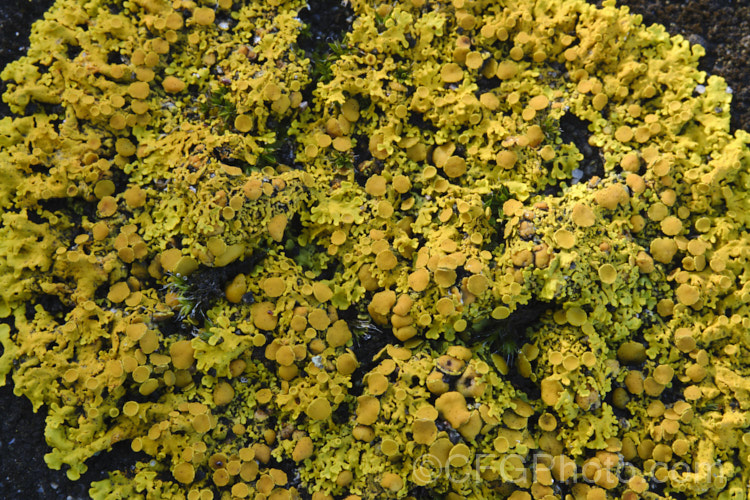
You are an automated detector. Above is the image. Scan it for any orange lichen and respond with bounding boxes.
[435,391,471,428]
[2,0,749,497]
[595,184,629,210]
[306,398,332,420]
[251,302,278,331]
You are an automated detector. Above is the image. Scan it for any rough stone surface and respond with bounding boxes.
[0,0,55,117]
[598,0,750,132]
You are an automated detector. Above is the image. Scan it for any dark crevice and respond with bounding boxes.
[482,184,511,252]
[475,75,497,93]
[65,44,81,61]
[212,144,251,171]
[467,299,550,358]
[312,265,333,282]
[0,0,56,117]
[37,196,98,227]
[465,299,551,400]
[297,0,353,50]
[99,166,130,199]
[282,215,330,279]
[24,207,45,225]
[559,112,604,181]
[350,133,372,167]
[507,370,542,401]
[107,51,124,65]
[296,0,354,104]
[93,282,110,302]
[267,457,303,493]
[213,10,238,34]
[606,387,633,422]
[23,302,36,321]
[36,293,68,317]
[28,162,49,174]
[351,157,373,189]
[407,486,443,499]
[120,378,169,405]
[352,159,384,191]
[152,310,197,338]
[407,110,438,133]
[78,441,150,486]
[435,418,464,444]
[254,118,300,169]
[657,378,686,406]
[159,251,267,326]
[340,306,398,398]
[280,212,303,253]
[331,398,351,426]
[22,101,66,120]
[0,383,149,500]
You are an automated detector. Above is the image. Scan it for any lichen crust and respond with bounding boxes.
[1,0,750,498]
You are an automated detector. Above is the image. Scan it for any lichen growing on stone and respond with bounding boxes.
[1,0,750,498]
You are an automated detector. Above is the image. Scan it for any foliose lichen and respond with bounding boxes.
[1,0,750,498]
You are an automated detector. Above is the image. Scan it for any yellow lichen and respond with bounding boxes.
[162,75,186,93]
[2,0,749,497]
[193,7,216,26]
[435,391,471,429]
[595,183,629,210]
[571,203,596,227]
[306,398,332,420]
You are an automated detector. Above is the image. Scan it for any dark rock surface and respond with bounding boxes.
[611,0,750,132]
[0,385,90,499]
[0,0,55,117]
[0,0,747,499]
